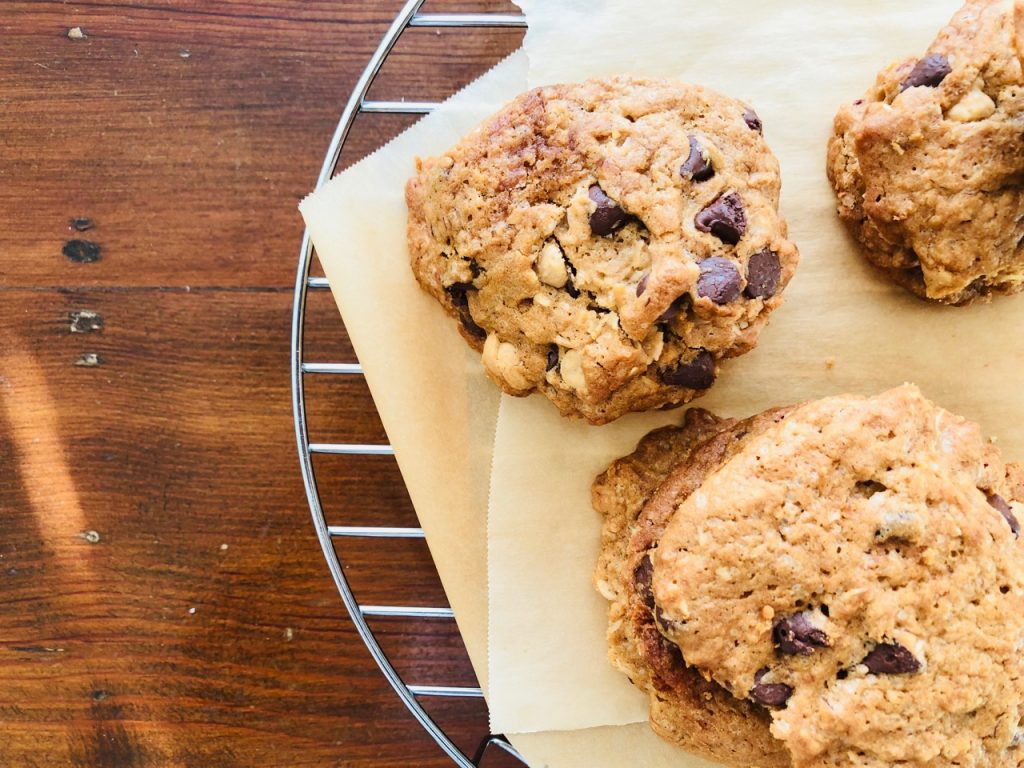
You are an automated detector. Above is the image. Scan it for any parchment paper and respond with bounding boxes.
[489,0,1024,749]
[301,2,1024,766]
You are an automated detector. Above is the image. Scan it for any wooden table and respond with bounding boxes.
[1,3,521,765]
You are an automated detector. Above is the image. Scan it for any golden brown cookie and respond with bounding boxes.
[597,386,1024,767]
[594,407,792,768]
[407,76,799,424]
[828,0,1024,305]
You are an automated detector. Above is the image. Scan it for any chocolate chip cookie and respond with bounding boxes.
[828,0,1024,305]
[596,385,1024,767]
[407,76,799,424]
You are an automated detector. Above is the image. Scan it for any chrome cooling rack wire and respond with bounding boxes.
[291,1,527,766]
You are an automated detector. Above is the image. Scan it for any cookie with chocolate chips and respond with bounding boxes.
[406,76,798,424]
[828,0,1024,305]
[596,385,1024,768]
[593,407,792,768]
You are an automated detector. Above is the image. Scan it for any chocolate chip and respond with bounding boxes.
[660,350,716,390]
[446,283,470,308]
[773,613,830,656]
[861,642,921,675]
[653,604,680,631]
[658,295,688,323]
[696,257,742,304]
[461,315,487,340]
[750,668,792,708]
[633,554,655,610]
[636,273,649,297]
[695,192,746,245]
[445,283,486,340]
[680,135,714,182]
[743,108,762,134]
[744,249,782,299]
[565,276,581,299]
[900,54,951,91]
[563,255,582,298]
[63,239,101,263]
[69,217,94,232]
[546,345,559,372]
[469,260,484,279]
[988,493,1020,537]
[588,184,628,236]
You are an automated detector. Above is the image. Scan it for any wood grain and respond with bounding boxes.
[0,0,523,288]
[0,2,522,766]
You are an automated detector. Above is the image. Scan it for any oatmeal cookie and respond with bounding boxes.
[828,0,1024,304]
[597,386,1024,767]
[407,76,798,423]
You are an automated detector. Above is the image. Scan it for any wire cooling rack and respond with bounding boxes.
[291,1,528,765]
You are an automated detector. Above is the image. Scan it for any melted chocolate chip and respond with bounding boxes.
[744,249,782,299]
[588,184,628,236]
[773,613,830,656]
[468,260,484,278]
[446,282,470,308]
[640,624,687,686]
[660,350,715,390]
[636,273,649,297]
[750,668,792,708]
[633,554,655,610]
[862,642,921,675]
[743,108,763,134]
[988,493,1020,537]
[565,276,581,299]
[680,135,714,182]
[900,54,952,91]
[696,257,742,304]
[563,255,582,298]
[546,345,559,371]
[653,604,678,630]
[461,316,486,340]
[445,283,486,340]
[695,192,746,245]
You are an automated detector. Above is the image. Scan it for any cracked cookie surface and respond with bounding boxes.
[407,76,798,424]
[828,0,1024,305]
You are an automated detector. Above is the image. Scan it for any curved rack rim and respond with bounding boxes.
[291,2,527,766]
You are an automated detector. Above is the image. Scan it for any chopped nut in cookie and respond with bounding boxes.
[536,241,569,288]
